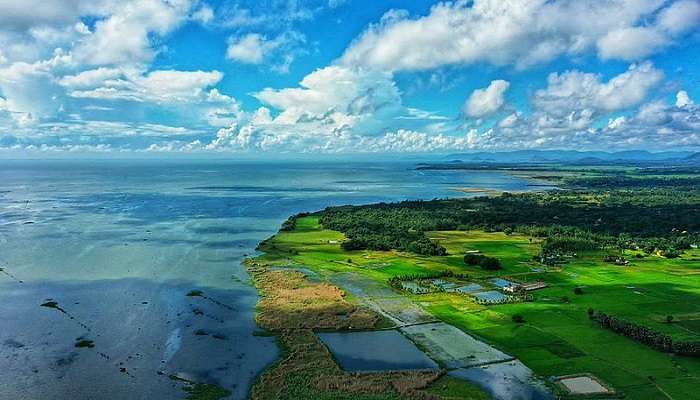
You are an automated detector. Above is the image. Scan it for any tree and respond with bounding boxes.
[666,315,674,324]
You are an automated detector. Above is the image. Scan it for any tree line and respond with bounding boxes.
[317,189,700,256]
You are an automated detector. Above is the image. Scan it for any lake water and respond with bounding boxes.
[0,159,544,400]
[317,330,438,371]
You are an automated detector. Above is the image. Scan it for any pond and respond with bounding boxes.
[317,330,438,372]
[401,322,512,368]
[474,290,508,302]
[455,283,484,294]
[491,278,517,289]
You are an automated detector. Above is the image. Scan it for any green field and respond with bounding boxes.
[258,216,700,399]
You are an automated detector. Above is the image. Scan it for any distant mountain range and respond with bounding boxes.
[444,150,700,165]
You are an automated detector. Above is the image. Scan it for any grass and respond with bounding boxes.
[245,257,471,399]
[169,374,231,400]
[256,215,700,400]
[183,383,231,400]
[422,376,490,400]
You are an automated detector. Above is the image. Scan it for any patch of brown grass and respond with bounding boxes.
[251,329,441,400]
[249,263,379,331]
[247,261,446,399]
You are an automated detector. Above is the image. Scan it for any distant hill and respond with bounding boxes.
[685,152,700,163]
[446,150,696,164]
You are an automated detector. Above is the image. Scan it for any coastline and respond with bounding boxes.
[242,215,549,400]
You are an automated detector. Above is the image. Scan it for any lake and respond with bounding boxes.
[0,159,546,399]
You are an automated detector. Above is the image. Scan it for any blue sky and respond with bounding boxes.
[0,0,699,155]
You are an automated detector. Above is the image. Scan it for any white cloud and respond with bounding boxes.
[218,2,315,29]
[533,62,663,117]
[0,0,115,32]
[658,0,700,35]
[226,33,267,64]
[205,66,456,152]
[73,0,195,65]
[463,80,510,118]
[596,27,669,61]
[340,0,700,71]
[676,90,694,107]
[226,31,305,72]
[192,3,214,24]
[65,69,223,103]
[59,67,123,88]
[366,129,472,153]
[254,66,400,119]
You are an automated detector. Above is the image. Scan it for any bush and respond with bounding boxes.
[512,315,525,323]
[463,254,502,270]
[666,315,674,324]
[574,287,584,295]
[464,253,482,266]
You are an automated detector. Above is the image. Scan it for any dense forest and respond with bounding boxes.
[316,187,700,257]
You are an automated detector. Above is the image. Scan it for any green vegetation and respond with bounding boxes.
[169,374,231,400]
[254,212,700,399]
[463,253,501,270]
[245,256,463,399]
[318,189,700,263]
[183,383,231,400]
[421,376,490,400]
[590,310,699,356]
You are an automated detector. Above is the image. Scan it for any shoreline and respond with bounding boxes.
[242,214,550,400]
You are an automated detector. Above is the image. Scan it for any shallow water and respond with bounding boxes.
[317,330,438,371]
[450,361,553,400]
[0,159,546,399]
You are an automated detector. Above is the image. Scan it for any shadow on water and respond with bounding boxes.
[0,278,278,400]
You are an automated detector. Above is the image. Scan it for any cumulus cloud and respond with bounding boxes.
[226,31,305,72]
[463,80,510,118]
[65,69,224,103]
[454,62,689,151]
[226,34,267,64]
[600,98,700,147]
[596,27,669,61]
[533,62,663,116]
[0,0,697,154]
[658,0,700,34]
[204,66,454,152]
[676,90,695,107]
[340,0,700,71]
[73,0,195,65]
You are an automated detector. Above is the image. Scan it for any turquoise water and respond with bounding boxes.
[0,160,546,399]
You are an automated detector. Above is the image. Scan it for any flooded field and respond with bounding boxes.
[401,322,513,368]
[450,361,553,400]
[317,330,438,372]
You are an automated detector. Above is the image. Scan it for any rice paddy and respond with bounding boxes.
[254,216,700,399]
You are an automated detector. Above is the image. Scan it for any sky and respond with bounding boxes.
[0,0,699,156]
